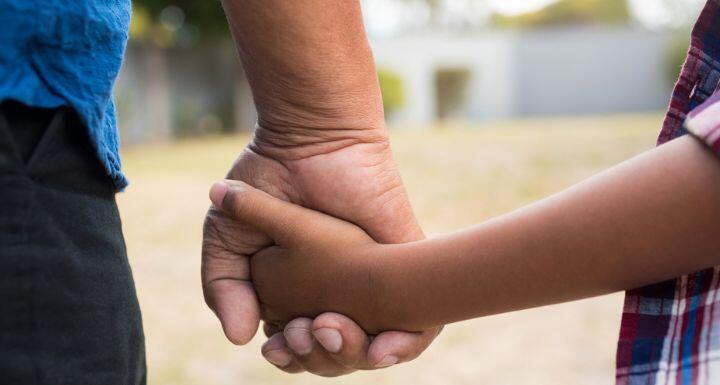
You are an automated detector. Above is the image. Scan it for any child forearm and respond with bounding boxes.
[379,136,720,330]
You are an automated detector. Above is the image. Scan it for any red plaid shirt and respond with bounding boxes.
[616,1,720,384]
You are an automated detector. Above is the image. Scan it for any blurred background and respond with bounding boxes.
[115,0,706,384]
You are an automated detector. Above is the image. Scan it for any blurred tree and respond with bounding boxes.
[378,69,406,117]
[492,0,631,28]
[131,0,229,46]
[664,29,693,84]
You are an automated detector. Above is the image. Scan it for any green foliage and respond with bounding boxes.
[492,0,631,28]
[665,30,692,85]
[131,1,229,46]
[378,69,406,116]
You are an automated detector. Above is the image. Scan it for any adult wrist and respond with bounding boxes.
[250,120,390,161]
[247,65,388,161]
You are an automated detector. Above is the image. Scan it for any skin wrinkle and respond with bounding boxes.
[251,141,408,238]
[253,69,380,108]
[201,238,252,289]
[202,241,242,279]
[357,185,410,232]
[205,210,269,253]
[254,123,387,137]
[247,118,390,164]
[227,149,299,203]
[249,136,383,162]
[298,186,405,240]
[255,121,386,134]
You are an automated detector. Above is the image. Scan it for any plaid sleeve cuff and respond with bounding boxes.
[686,91,720,155]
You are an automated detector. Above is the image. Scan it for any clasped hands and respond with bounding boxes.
[211,178,419,328]
[201,137,440,377]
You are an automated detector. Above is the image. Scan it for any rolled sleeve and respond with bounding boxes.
[686,91,720,155]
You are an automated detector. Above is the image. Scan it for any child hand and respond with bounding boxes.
[209,180,402,335]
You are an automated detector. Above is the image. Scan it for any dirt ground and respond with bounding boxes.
[118,114,662,384]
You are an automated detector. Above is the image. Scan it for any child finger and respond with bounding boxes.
[312,312,373,369]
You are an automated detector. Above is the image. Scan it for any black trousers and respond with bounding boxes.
[0,102,146,385]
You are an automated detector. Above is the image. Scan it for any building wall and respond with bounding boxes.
[513,27,672,117]
[371,32,518,126]
[370,26,674,126]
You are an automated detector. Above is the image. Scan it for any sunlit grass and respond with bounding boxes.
[118,113,661,385]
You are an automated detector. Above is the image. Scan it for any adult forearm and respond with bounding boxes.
[382,136,720,330]
[221,0,385,156]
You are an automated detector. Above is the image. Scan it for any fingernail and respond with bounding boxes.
[374,355,398,368]
[264,349,293,368]
[209,181,228,206]
[313,328,342,353]
[285,327,314,356]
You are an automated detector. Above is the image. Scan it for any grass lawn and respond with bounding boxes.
[118,113,663,385]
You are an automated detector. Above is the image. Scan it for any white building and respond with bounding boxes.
[371,26,674,125]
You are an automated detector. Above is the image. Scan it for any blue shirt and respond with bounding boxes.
[0,0,131,189]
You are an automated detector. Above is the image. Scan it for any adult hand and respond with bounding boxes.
[209,0,441,375]
[202,131,441,376]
